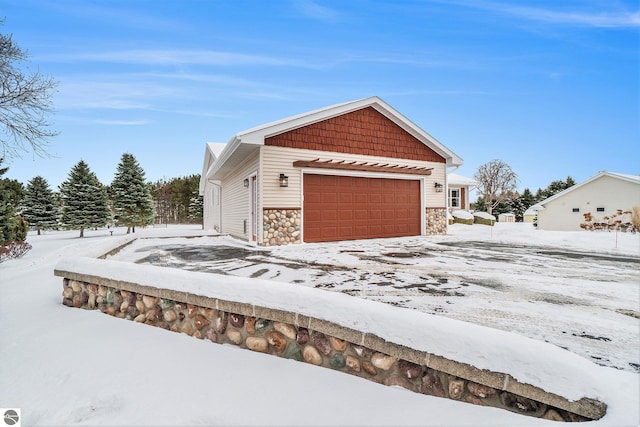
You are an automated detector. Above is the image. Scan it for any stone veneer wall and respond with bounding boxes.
[55,268,606,423]
[262,209,301,246]
[426,207,447,235]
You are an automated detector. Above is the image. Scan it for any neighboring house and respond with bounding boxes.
[498,213,516,223]
[523,207,537,223]
[200,96,463,246]
[533,171,640,231]
[447,173,476,211]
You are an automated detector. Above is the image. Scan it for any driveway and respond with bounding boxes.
[109,231,640,374]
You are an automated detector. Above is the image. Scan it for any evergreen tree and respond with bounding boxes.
[21,176,59,235]
[110,153,154,233]
[514,188,536,221]
[187,191,203,224]
[536,176,576,201]
[59,160,110,237]
[0,158,27,243]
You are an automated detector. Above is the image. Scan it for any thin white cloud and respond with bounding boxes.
[452,0,639,28]
[41,49,311,68]
[292,0,343,22]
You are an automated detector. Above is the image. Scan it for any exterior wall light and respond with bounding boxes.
[434,182,444,192]
[279,173,289,187]
[243,178,250,188]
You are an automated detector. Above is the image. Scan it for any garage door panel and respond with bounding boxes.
[303,174,421,243]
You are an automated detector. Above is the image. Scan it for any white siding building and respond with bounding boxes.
[534,171,640,231]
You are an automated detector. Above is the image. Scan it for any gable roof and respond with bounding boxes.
[533,171,640,210]
[206,96,463,181]
[199,142,227,194]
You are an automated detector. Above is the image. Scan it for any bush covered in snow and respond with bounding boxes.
[473,212,496,226]
[451,209,474,225]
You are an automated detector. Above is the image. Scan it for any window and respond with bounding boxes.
[572,208,580,213]
[596,207,605,212]
[449,188,460,208]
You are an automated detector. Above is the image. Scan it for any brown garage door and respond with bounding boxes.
[303,174,421,243]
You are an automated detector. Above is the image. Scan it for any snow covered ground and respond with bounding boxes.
[1,224,639,426]
[111,223,640,373]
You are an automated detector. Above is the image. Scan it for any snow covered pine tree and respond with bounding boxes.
[110,153,154,233]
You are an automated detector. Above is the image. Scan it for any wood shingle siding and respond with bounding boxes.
[265,107,446,163]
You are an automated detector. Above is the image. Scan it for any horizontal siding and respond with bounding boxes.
[221,152,259,239]
[538,176,640,231]
[262,145,447,209]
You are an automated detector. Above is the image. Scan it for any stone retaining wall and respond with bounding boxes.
[55,266,606,422]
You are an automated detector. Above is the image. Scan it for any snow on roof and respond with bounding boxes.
[206,142,227,158]
[448,173,477,187]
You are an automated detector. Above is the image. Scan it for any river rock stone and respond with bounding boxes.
[87,283,98,294]
[346,356,361,372]
[205,328,219,343]
[120,301,129,313]
[70,280,82,292]
[143,295,157,309]
[187,304,197,318]
[296,328,309,345]
[126,305,139,319]
[245,317,256,334]
[448,379,465,400]
[303,345,323,365]
[128,292,137,306]
[134,314,146,323]
[362,361,377,376]
[193,330,202,339]
[384,374,414,391]
[163,309,177,322]
[86,292,96,309]
[465,395,488,406]
[216,312,228,334]
[194,314,210,330]
[312,332,332,356]
[543,409,565,421]
[229,313,245,328]
[226,329,243,345]
[255,318,270,332]
[329,353,346,369]
[135,300,145,313]
[98,285,108,297]
[371,353,396,370]
[284,345,302,361]
[266,331,287,352]
[246,337,269,353]
[329,337,347,352]
[154,305,163,322]
[62,286,73,298]
[353,346,371,359]
[467,382,496,398]
[182,322,194,336]
[73,294,83,308]
[421,369,445,397]
[500,392,542,413]
[398,360,422,379]
[114,292,123,308]
[273,322,297,340]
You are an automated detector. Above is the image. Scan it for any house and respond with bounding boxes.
[199,96,463,245]
[498,212,516,223]
[523,207,537,223]
[447,173,476,211]
[533,171,640,231]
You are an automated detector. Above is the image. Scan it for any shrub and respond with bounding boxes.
[452,210,474,225]
[473,212,496,226]
[0,241,32,263]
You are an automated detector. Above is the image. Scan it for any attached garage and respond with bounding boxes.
[303,174,422,243]
[201,96,463,246]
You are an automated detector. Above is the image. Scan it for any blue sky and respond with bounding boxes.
[2,0,638,194]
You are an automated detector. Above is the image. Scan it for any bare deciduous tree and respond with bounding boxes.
[1,22,58,159]
[473,159,518,215]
